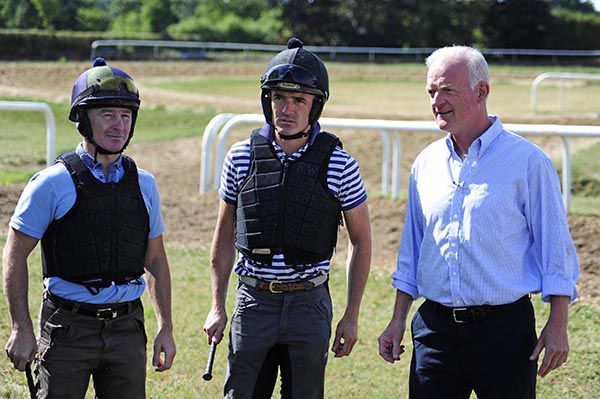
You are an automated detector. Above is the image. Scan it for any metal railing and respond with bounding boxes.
[0,101,56,167]
[91,39,600,62]
[530,72,600,113]
[201,113,600,212]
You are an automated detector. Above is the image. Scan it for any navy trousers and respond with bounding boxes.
[224,283,332,399]
[409,298,538,399]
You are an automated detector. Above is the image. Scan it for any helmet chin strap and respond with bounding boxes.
[275,123,312,141]
[86,137,127,163]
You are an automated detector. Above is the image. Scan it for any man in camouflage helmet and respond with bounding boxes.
[3,58,176,398]
[203,38,372,398]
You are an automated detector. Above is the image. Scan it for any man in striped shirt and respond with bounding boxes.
[203,38,371,398]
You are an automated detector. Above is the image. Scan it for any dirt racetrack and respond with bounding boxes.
[0,61,598,307]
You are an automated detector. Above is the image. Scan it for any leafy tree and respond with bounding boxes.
[548,0,597,12]
[169,0,290,42]
[170,0,200,20]
[279,0,351,45]
[141,0,178,32]
[552,7,600,48]
[107,0,141,21]
[0,0,42,28]
[109,0,143,32]
[481,0,558,48]
[77,6,110,31]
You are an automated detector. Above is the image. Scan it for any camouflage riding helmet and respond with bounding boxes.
[260,38,329,127]
[69,57,140,154]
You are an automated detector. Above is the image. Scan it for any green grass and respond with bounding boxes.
[147,77,257,97]
[0,237,597,398]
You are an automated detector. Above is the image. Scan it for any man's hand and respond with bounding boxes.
[152,329,176,372]
[5,327,37,372]
[203,307,228,345]
[331,314,358,357]
[529,296,570,378]
[378,320,406,364]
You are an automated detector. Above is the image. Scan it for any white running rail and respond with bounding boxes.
[0,101,56,167]
[530,72,600,113]
[201,113,600,212]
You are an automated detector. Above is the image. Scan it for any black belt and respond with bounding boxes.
[44,291,141,320]
[427,295,530,323]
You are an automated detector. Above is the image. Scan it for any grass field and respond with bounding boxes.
[0,239,598,398]
[1,61,600,397]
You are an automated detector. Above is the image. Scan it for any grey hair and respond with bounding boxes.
[425,46,489,90]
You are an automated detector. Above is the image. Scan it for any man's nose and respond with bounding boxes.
[112,117,126,130]
[281,99,291,111]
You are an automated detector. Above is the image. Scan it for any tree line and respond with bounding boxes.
[1,0,600,50]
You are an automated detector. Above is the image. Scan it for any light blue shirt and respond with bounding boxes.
[9,144,165,304]
[392,116,579,307]
[219,123,368,282]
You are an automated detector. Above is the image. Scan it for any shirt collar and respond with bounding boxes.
[75,142,123,173]
[444,116,503,158]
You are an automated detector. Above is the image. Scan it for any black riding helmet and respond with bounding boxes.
[69,57,140,155]
[260,38,329,128]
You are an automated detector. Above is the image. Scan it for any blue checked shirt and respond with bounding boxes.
[392,116,579,307]
[219,123,367,282]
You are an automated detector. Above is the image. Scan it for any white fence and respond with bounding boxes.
[0,101,56,167]
[530,72,600,113]
[91,39,600,62]
[200,113,600,212]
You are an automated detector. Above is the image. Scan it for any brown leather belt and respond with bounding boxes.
[239,274,328,294]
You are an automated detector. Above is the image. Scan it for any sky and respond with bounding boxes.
[593,0,600,11]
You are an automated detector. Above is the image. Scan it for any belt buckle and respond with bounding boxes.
[96,308,117,320]
[452,307,468,323]
[268,280,283,294]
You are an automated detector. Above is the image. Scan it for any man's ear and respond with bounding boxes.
[477,81,490,102]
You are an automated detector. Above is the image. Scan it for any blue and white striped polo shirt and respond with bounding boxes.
[219,123,367,282]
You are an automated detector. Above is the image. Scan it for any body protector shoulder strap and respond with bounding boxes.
[235,130,342,266]
[41,152,149,288]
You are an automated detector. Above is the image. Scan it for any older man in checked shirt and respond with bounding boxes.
[378,46,579,399]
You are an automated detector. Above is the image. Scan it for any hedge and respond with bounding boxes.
[0,29,163,60]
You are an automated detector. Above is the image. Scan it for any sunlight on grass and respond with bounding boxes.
[1,239,597,398]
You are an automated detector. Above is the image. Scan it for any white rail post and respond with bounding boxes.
[199,113,236,193]
[530,72,600,114]
[213,114,265,190]
[379,130,391,195]
[0,101,56,167]
[391,131,402,198]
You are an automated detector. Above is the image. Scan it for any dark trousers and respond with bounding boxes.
[409,298,537,399]
[35,298,147,399]
[224,283,332,399]
[252,344,292,399]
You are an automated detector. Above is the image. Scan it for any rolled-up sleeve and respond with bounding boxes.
[526,154,579,302]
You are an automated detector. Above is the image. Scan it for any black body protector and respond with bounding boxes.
[236,130,342,266]
[41,152,149,288]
